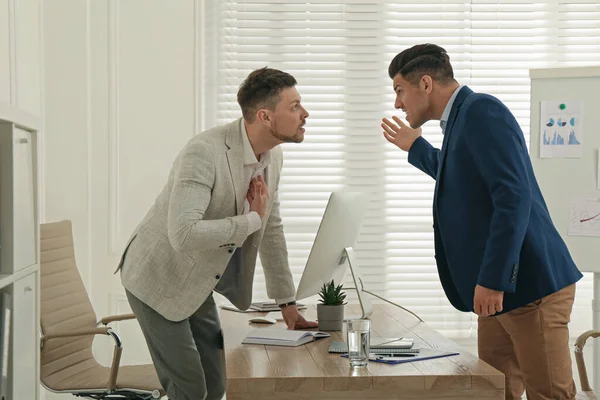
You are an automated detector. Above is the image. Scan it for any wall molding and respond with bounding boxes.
[37,3,45,397]
[7,0,16,104]
[110,291,129,314]
[107,0,120,255]
[38,0,45,225]
[109,291,130,332]
[194,0,200,137]
[85,0,93,294]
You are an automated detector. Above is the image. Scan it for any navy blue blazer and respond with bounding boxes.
[408,86,582,314]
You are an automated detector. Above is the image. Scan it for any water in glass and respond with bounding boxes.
[346,319,370,368]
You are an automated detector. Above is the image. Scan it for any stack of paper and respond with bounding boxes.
[249,302,306,312]
[328,337,417,354]
[242,328,330,347]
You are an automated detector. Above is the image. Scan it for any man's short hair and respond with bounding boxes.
[237,67,297,121]
[388,44,455,85]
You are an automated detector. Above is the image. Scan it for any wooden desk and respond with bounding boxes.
[220,304,504,400]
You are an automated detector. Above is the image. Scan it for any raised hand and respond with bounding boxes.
[381,116,422,152]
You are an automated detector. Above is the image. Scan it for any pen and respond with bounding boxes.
[373,353,416,357]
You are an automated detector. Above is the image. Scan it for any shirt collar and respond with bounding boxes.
[241,119,271,166]
[440,85,463,131]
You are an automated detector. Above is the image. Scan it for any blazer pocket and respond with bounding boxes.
[146,235,196,298]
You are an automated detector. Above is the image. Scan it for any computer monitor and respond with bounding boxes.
[294,191,373,319]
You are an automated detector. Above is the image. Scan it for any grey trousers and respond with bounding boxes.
[125,290,226,400]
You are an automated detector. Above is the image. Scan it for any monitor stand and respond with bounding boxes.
[340,247,373,319]
[341,247,424,323]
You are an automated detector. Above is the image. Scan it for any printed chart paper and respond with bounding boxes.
[568,194,600,237]
[540,100,584,158]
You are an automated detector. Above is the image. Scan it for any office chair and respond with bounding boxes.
[575,330,599,400]
[40,220,165,399]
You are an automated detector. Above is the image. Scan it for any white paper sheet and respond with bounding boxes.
[540,100,584,158]
[568,194,600,237]
[597,148,600,190]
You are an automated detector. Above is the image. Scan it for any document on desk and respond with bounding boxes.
[328,338,417,354]
[342,348,459,364]
[219,305,253,313]
[249,302,307,312]
[242,328,330,347]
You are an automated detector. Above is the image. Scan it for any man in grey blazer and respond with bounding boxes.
[116,67,317,400]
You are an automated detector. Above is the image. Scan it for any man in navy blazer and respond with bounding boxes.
[382,44,582,400]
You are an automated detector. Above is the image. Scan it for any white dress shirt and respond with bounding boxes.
[440,85,463,134]
[240,119,271,235]
[240,121,297,306]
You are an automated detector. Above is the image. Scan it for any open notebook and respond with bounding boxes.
[242,328,330,347]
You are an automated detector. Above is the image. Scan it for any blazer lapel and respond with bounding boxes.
[434,86,473,202]
[225,119,245,215]
[264,160,277,200]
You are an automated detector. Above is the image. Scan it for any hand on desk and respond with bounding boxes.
[281,305,318,330]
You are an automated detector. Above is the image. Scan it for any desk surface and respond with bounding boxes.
[221,303,504,400]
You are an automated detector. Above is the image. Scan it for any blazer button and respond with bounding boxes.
[228,248,233,253]
[215,274,221,280]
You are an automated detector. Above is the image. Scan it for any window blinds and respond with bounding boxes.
[202,0,600,338]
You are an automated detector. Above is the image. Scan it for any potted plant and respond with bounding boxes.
[317,280,347,331]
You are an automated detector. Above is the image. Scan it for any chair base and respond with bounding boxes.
[72,390,162,400]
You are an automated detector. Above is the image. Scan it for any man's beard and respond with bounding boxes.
[270,121,304,143]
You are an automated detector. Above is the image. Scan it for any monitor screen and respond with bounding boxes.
[295,191,370,302]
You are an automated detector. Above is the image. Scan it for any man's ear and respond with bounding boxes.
[256,109,271,125]
[421,75,433,93]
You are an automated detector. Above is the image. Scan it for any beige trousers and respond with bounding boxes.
[478,284,577,400]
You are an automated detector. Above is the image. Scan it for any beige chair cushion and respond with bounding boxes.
[46,363,163,392]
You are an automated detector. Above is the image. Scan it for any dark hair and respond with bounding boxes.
[388,44,455,85]
[237,67,297,121]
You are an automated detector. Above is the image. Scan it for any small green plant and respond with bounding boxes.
[318,280,347,306]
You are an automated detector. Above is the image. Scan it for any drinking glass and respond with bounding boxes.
[346,319,370,367]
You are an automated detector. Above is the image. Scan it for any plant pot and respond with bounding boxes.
[317,304,344,331]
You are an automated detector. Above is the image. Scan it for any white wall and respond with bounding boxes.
[0,0,11,105]
[0,0,42,114]
[41,1,202,398]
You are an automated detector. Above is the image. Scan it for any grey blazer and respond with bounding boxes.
[116,118,295,321]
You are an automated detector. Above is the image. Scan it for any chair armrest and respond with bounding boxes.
[44,327,110,340]
[42,326,124,392]
[575,330,600,351]
[99,313,136,325]
[574,330,600,392]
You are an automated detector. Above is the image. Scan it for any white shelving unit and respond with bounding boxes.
[0,110,40,400]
